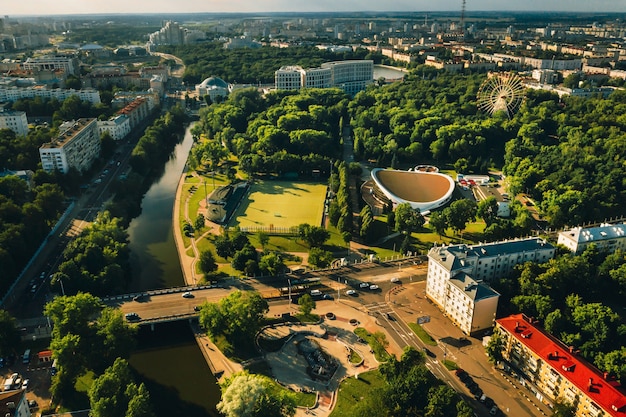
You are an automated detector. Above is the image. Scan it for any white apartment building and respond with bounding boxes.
[275,60,373,95]
[39,118,100,174]
[0,109,28,136]
[558,223,626,255]
[22,55,80,76]
[426,238,555,334]
[497,314,626,417]
[0,86,101,104]
[97,115,131,141]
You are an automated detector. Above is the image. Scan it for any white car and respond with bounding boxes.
[359,282,369,288]
[182,291,194,298]
[391,277,401,283]
[369,284,379,290]
[21,379,29,390]
[345,289,357,296]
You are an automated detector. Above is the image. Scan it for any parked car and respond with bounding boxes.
[182,291,194,298]
[391,277,401,283]
[345,289,357,296]
[359,282,369,288]
[369,284,379,290]
[422,347,436,358]
[21,379,29,390]
[125,313,139,321]
[490,405,499,415]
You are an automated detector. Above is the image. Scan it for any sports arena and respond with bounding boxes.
[370,168,455,213]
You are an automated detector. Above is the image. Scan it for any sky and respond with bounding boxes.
[4,0,626,16]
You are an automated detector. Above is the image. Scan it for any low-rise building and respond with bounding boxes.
[558,223,626,255]
[39,118,100,174]
[496,314,626,417]
[275,60,373,95]
[426,238,555,334]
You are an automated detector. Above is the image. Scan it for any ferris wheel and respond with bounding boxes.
[476,72,525,118]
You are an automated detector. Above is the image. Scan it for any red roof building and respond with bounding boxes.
[496,314,626,417]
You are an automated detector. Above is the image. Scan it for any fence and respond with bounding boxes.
[234,225,300,236]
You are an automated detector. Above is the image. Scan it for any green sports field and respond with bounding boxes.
[231,180,327,229]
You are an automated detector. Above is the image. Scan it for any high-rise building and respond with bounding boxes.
[39,118,100,174]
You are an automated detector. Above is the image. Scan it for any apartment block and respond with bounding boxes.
[0,109,28,136]
[558,224,626,255]
[39,118,100,174]
[497,314,626,417]
[22,55,80,76]
[97,114,131,141]
[426,238,555,334]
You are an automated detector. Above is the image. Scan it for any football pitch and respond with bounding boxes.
[230,180,327,229]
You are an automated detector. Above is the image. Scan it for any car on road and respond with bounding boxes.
[194,306,201,312]
[132,294,144,302]
[489,405,499,415]
[359,282,369,288]
[21,379,29,390]
[182,291,194,298]
[322,294,333,300]
[422,347,436,358]
[369,284,379,290]
[484,397,495,408]
[125,313,139,321]
[325,312,336,320]
[345,289,357,296]
[310,289,322,297]
[391,277,401,283]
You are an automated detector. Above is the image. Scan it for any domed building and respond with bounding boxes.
[195,76,232,102]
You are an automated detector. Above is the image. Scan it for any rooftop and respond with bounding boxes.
[498,314,626,417]
[41,118,96,149]
[449,272,500,302]
[560,223,626,243]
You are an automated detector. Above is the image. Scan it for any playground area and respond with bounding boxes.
[230,180,327,231]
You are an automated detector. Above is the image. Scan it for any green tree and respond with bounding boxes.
[217,372,296,417]
[194,213,206,231]
[551,399,576,417]
[0,310,19,358]
[485,328,505,364]
[477,196,500,226]
[258,252,285,276]
[232,244,258,271]
[429,211,448,238]
[303,226,330,248]
[298,294,316,316]
[308,247,333,268]
[258,231,269,252]
[199,291,269,345]
[444,199,477,236]
[394,203,424,234]
[199,249,218,276]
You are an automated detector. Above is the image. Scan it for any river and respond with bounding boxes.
[126,123,220,417]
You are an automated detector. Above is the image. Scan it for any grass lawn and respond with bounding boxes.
[75,370,95,393]
[330,370,385,417]
[231,180,327,230]
[408,323,438,346]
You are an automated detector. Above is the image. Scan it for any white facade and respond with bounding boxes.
[97,115,131,141]
[558,223,626,255]
[195,77,232,101]
[321,60,374,95]
[275,66,305,90]
[0,110,28,136]
[303,67,332,89]
[275,60,373,95]
[22,55,79,75]
[426,238,555,334]
[0,86,101,104]
[39,118,100,174]
[0,388,31,417]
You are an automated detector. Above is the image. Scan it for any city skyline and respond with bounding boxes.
[4,0,626,16]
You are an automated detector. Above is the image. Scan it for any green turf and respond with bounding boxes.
[231,180,327,230]
[330,370,385,417]
[408,323,438,346]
